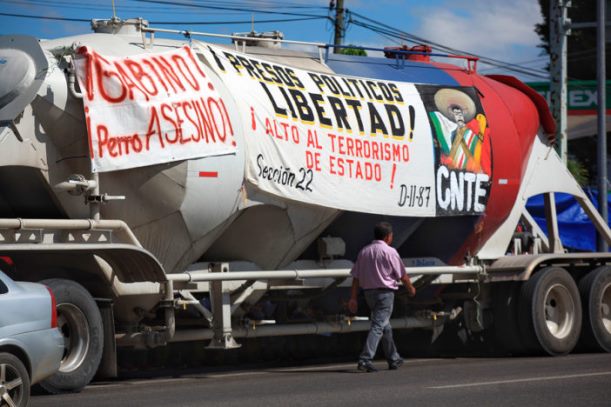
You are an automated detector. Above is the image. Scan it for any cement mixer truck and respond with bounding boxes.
[1,18,610,393]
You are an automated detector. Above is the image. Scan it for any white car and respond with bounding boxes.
[0,259,64,407]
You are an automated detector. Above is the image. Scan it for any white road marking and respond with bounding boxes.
[428,371,611,389]
[203,371,269,379]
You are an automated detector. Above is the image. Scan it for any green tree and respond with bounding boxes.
[536,0,610,79]
[339,44,367,56]
[567,156,590,186]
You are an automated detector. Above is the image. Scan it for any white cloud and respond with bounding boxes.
[411,0,546,74]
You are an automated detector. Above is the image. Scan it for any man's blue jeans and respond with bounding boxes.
[359,289,402,365]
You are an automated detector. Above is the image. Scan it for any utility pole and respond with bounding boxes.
[333,0,345,54]
[549,0,571,163]
[597,0,608,252]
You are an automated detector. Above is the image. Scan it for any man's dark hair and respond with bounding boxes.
[374,222,393,240]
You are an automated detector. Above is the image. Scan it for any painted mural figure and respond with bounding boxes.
[429,88,491,175]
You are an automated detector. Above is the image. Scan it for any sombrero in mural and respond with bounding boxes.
[434,88,476,123]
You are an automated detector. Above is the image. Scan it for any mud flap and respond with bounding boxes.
[94,299,117,379]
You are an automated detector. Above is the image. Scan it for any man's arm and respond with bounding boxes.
[401,273,416,297]
[348,278,360,314]
[390,249,416,297]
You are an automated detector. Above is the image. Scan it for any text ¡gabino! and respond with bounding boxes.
[80,46,234,159]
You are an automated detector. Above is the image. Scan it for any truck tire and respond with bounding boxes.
[578,266,611,352]
[39,279,103,393]
[492,282,525,355]
[519,267,582,355]
[0,352,30,407]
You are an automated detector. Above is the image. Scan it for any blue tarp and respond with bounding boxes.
[526,189,611,252]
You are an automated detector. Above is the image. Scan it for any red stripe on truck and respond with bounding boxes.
[432,62,540,264]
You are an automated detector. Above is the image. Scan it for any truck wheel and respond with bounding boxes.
[39,279,103,393]
[578,266,611,352]
[519,267,582,355]
[492,282,525,354]
[0,352,30,407]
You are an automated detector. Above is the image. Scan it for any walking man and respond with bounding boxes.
[348,222,416,372]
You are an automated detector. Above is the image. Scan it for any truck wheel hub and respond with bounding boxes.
[543,283,574,339]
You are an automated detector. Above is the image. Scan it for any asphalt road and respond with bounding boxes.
[32,353,611,407]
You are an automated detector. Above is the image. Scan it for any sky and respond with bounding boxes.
[0,0,549,81]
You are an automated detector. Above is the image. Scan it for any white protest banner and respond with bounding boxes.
[199,43,437,216]
[75,45,237,172]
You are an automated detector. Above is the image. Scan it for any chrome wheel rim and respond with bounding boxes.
[57,303,90,373]
[0,362,24,407]
[543,283,575,339]
[602,282,611,334]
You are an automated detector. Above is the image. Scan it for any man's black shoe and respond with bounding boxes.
[388,359,404,370]
[357,362,378,373]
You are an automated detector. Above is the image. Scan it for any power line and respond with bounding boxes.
[0,0,329,22]
[333,18,549,78]
[134,0,328,18]
[0,2,556,80]
[140,0,328,9]
[1,0,328,12]
[350,20,550,78]
[478,48,597,74]
[0,0,242,15]
[151,16,329,25]
[0,12,90,22]
[0,11,328,26]
[348,11,551,76]
[346,12,550,79]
